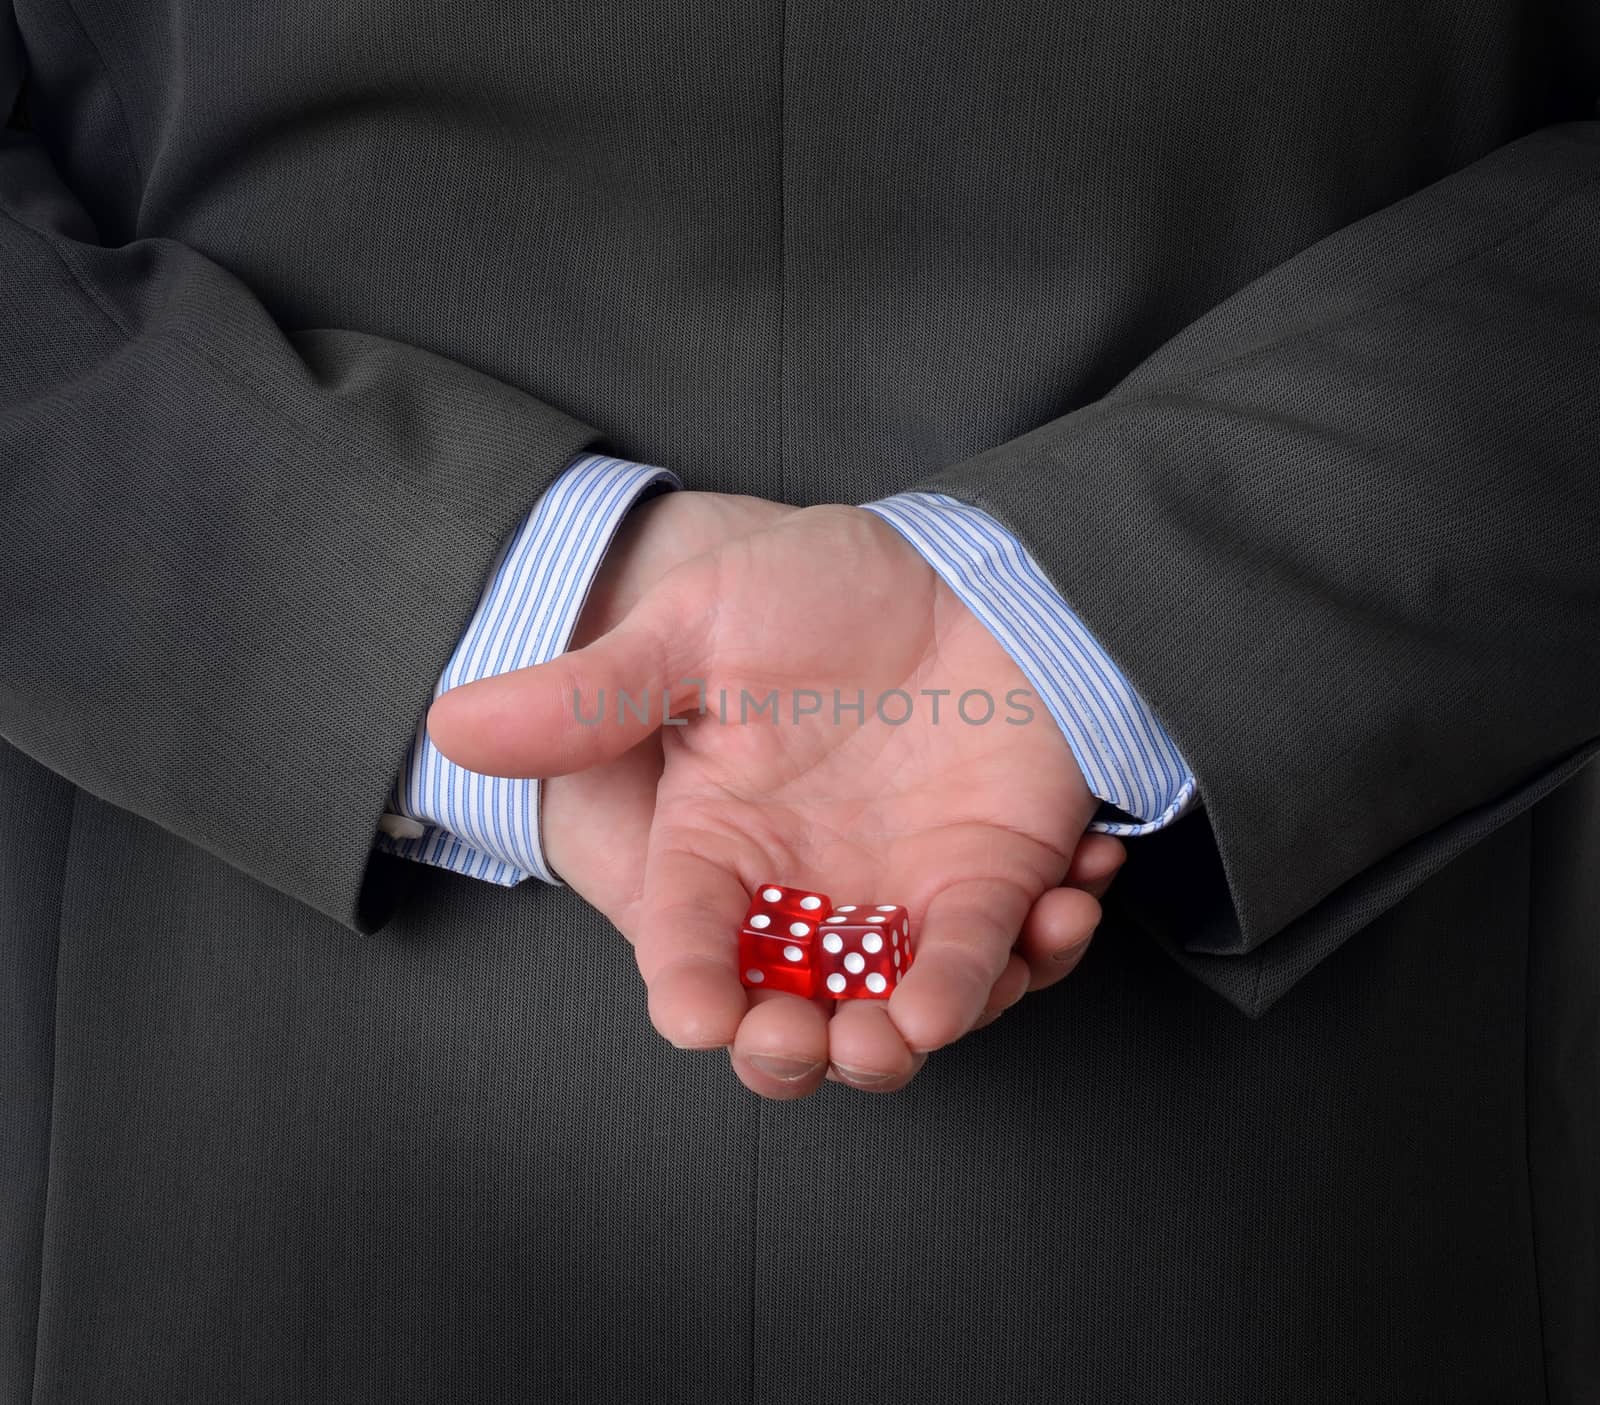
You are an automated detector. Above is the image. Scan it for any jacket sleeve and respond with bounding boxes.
[0,23,603,933]
[911,117,1600,1016]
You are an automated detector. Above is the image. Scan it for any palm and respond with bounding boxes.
[648,505,1089,922]
[616,507,1096,1060]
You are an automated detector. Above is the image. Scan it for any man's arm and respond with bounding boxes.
[0,20,604,931]
[910,118,1600,1014]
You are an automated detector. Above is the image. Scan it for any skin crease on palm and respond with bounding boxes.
[426,491,1127,1100]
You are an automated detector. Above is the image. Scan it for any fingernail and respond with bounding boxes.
[748,1055,822,1082]
[831,1064,894,1088]
[1052,942,1089,964]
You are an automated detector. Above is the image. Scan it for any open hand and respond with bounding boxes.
[429,502,1118,1097]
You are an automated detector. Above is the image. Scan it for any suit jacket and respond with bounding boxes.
[2,0,1597,1400]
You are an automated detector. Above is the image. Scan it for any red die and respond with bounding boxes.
[738,884,831,996]
[817,904,913,999]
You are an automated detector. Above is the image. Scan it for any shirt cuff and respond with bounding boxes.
[374,451,681,884]
[861,491,1200,837]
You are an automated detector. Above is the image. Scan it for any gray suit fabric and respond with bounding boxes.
[2,0,1597,1399]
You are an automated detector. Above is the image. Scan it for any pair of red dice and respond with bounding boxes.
[737,884,915,1000]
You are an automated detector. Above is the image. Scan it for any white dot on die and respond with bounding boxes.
[823,933,843,954]
[789,921,810,937]
[877,905,896,912]
[825,915,846,924]
[762,887,782,902]
[844,952,865,974]
[867,915,887,924]
[838,905,857,912]
[893,951,901,968]
[890,931,899,947]
[800,895,822,910]
[783,945,803,962]
[862,933,883,954]
[750,913,771,929]
[827,973,847,994]
[866,973,887,993]
[745,968,765,983]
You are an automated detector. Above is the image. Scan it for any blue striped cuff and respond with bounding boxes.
[862,492,1199,836]
[374,451,680,884]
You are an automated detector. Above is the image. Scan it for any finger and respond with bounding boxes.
[886,878,1033,1054]
[1017,885,1101,992]
[729,992,832,1099]
[632,839,752,1051]
[825,999,927,1092]
[425,566,709,779]
[1063,833,1126,900]
[972,952,1032,1030]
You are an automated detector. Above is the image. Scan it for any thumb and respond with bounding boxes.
[426,574,708,779]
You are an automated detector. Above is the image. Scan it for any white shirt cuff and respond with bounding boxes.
[374,451,680,884]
